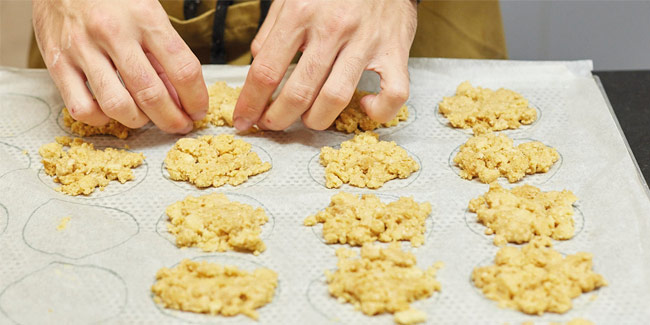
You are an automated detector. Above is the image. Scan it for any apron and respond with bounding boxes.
[28,0,507,68]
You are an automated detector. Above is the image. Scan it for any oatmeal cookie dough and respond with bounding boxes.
[438,81,537,132]
[304,192,432,247]
[469,183,578,246]
[62,107,132,139]
[454,131,559,183]
[152,259,278,320]
[334,90,409,133]
[166,192,269,255]
[326,242,442,324]
[194,81,241,129]
[472,237,607,315]
[320,131,419,189]
[39,136,144,196]
[164,134,271,188]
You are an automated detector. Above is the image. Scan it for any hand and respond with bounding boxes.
[32,0,208,133]
[233,0,417,131]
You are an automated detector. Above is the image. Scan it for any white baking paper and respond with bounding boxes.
[0,58,649,324]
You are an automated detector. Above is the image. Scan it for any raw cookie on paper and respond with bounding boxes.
[454,131,559,183]
[469,183,578,246]
[152,259,277,320]
[304,192,431,247]
[320,131,419,189]
[62,107,132,139]
[39,136,144,196]
[472,236,607,315]
[165,192,269,255]
[333,90,409,133]
[326,242,442,325]
[194,81,240,129]
[164,134,271,188]
[438,81,537,132]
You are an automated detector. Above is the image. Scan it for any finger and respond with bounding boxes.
[146,52,181,109]
[49,59,110,127]
[77,46,149,128]
[301,50,366,130]
[251,0,286,58]
[233,18,304,131]
[106,41,194,134]
[142,29,208,121]
[361,57,410,123]
[257,41,338,131]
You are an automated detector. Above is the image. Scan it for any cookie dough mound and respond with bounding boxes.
[469,184,578,245]
[62,107,131,139]
[454,131,559,183]
[326,242,442,324]
[304,192,431,247]
[194,82,241,129]
[164,134,271,188]
[320,131,419,189]
[166,193,268,255]
[334,90,409,133]
[472,237,607,315]
[39,136,144,196]
[152,259,278,320]
[439,81,536,132]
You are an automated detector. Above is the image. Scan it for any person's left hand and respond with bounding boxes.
[232,0,418,131]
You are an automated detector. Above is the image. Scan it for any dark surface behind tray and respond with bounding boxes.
[593,71,649,187]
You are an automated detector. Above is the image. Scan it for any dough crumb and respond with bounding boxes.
[166,192,268,255]
[439,81,536,132]
[326,242,441,323]
[39,137,144,196]
[164,134,271,188]
[56,216,71,231]
[469,183,578,246]
[472,237,607,315]
[320,131,419,189]
[152,259,277,320]
[62,108,131,139]
[394,308,427,325]
[304,192,431,247]
[454,131,559,183]
[194,81,240,129]
[334,90,408,133]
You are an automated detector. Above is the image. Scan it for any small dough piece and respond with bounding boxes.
[164,134,271,188]
[334,90,409,133]
[326,242,441,324]
[62,108,131,139]
[152,259,278,320]
[304,192,431,247]
[472,237,607,315]
[39,136,144,196]
[320,131,419,189]
[166,192,268,255]
[438,81,536,132]
[194,81,241,129]
[56,216,71,231]
[469,183,578,246]
[454,131,559,183]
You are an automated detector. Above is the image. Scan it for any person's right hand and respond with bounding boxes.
[32,0,208,133]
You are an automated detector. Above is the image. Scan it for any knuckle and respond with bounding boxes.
[133,84,165,107]
[86,10,120,40]
[251,63,283,88]
[386,85,409,104]
[173,59,202,84]
[285,85,314,108]
[100,94,130,117]
[323,88,351,108]
[250,39,262,57]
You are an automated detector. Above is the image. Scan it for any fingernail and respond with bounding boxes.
[180,122,194,134]
[234,117,253,131]
[190,109,207,121]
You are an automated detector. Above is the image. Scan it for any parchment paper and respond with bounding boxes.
[0,58,648,324]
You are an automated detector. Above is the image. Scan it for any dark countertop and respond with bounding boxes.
[593,71,650,186]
